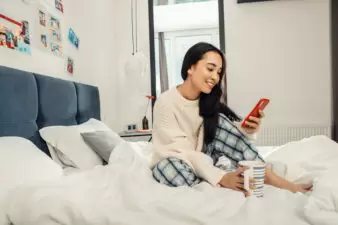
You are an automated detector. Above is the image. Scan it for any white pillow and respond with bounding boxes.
[108,141,153,177]
[0,137,62,225]
[266,135,338,183]
[39,118,112,170]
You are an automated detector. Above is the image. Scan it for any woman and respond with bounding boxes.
[151,42,312,195]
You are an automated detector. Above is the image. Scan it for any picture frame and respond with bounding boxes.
[55,0,64,13]
[66,56,74,75]
[68,28,79,49]
[0,13,31,55]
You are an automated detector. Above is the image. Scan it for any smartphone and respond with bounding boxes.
[241,98,270,128]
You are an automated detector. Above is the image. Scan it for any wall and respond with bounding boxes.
[112,0,152,132]
[0,0,119,130]
[3,0,328,135]
[0,0,66,78]
[113,0,331,136]
[224,0,331,130]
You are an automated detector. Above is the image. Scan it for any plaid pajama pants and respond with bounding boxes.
[152,113,264,187]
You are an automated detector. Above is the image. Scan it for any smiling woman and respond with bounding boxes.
[149,42,311,194]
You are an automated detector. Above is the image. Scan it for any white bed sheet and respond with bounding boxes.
[257,146,279,158]
[3,136,338,225]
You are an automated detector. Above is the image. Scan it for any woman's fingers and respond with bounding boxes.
[244,120,259,129]
[237,181,256,190]
[259,110,265,118]
[249,184,256,190]
[237,176,244,184]
[236,183,244,190]
[235,167,246,176]
[235,187,250,197]
[248,116,261,124]
[236,184,255,190]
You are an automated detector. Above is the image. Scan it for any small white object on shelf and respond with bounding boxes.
[119,130,152,142]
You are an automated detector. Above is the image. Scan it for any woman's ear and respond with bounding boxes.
[187,65,195,76]
[187,68,192,75]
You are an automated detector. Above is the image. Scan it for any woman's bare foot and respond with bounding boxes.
[289,183,313,193]
[265,167,313,193]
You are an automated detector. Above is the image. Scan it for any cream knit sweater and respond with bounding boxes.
[151,87,256,187]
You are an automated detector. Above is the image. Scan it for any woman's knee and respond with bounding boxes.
[152,157,200,187]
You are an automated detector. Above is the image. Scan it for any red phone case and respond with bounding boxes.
[241,98,270,128]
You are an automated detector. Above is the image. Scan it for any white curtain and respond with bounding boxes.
[158,32,169,92]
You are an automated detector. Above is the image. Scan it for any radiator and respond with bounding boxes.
[255,125,332,146]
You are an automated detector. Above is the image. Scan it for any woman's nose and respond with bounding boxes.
[211,72,219,82]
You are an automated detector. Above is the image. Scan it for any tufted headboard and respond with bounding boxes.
[0,66,101,156]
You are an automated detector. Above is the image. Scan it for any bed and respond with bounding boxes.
[1,65,338,225]
[0,65,100,156]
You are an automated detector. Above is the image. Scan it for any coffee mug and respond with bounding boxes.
[238,161,266,197]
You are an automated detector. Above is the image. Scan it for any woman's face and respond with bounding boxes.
[188,51,223,94]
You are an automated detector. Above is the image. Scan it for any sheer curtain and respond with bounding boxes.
[158,32,169,92]
[157,0,170,93]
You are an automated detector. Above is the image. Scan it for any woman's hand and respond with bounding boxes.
[242,110,265,134]
[219,167,254,196]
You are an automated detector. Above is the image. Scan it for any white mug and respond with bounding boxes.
[238,161,266,197]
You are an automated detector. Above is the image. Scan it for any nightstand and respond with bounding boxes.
[119,131,152,142]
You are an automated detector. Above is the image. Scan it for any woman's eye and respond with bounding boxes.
[207,68,213,72]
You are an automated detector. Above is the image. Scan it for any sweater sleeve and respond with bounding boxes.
[152,100,226,187]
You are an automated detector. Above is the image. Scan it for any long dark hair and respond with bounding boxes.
[181,42,241,145]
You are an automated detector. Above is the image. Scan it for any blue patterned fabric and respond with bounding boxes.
[153,157,201,187]
[152,113,264,187]
[204,113,264,170]
[0,66,101,156]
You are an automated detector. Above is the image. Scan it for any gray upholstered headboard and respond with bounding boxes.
[0,66,101,155]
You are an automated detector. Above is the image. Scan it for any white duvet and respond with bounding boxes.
[3,136,338,225]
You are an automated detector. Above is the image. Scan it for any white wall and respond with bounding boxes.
[0,0,119,130]
[113,0,331,133]
[2,0,330,134]
[224,0,331,128]
[112,0,152,132]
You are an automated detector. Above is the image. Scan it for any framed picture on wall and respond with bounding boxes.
[55,0,64,13]
[66,56,74,75]
[0,13,31,55]
[238,0,274,3]
[40,33,48,48]
[38,9,47,27]
[68,28,79,49]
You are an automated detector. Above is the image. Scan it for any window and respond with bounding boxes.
[154,0,169,5]
[154,29,219,93]
[154,0,213,6]
[150,0,225,99]
[175,0,212,4]
[154,37,172,97]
